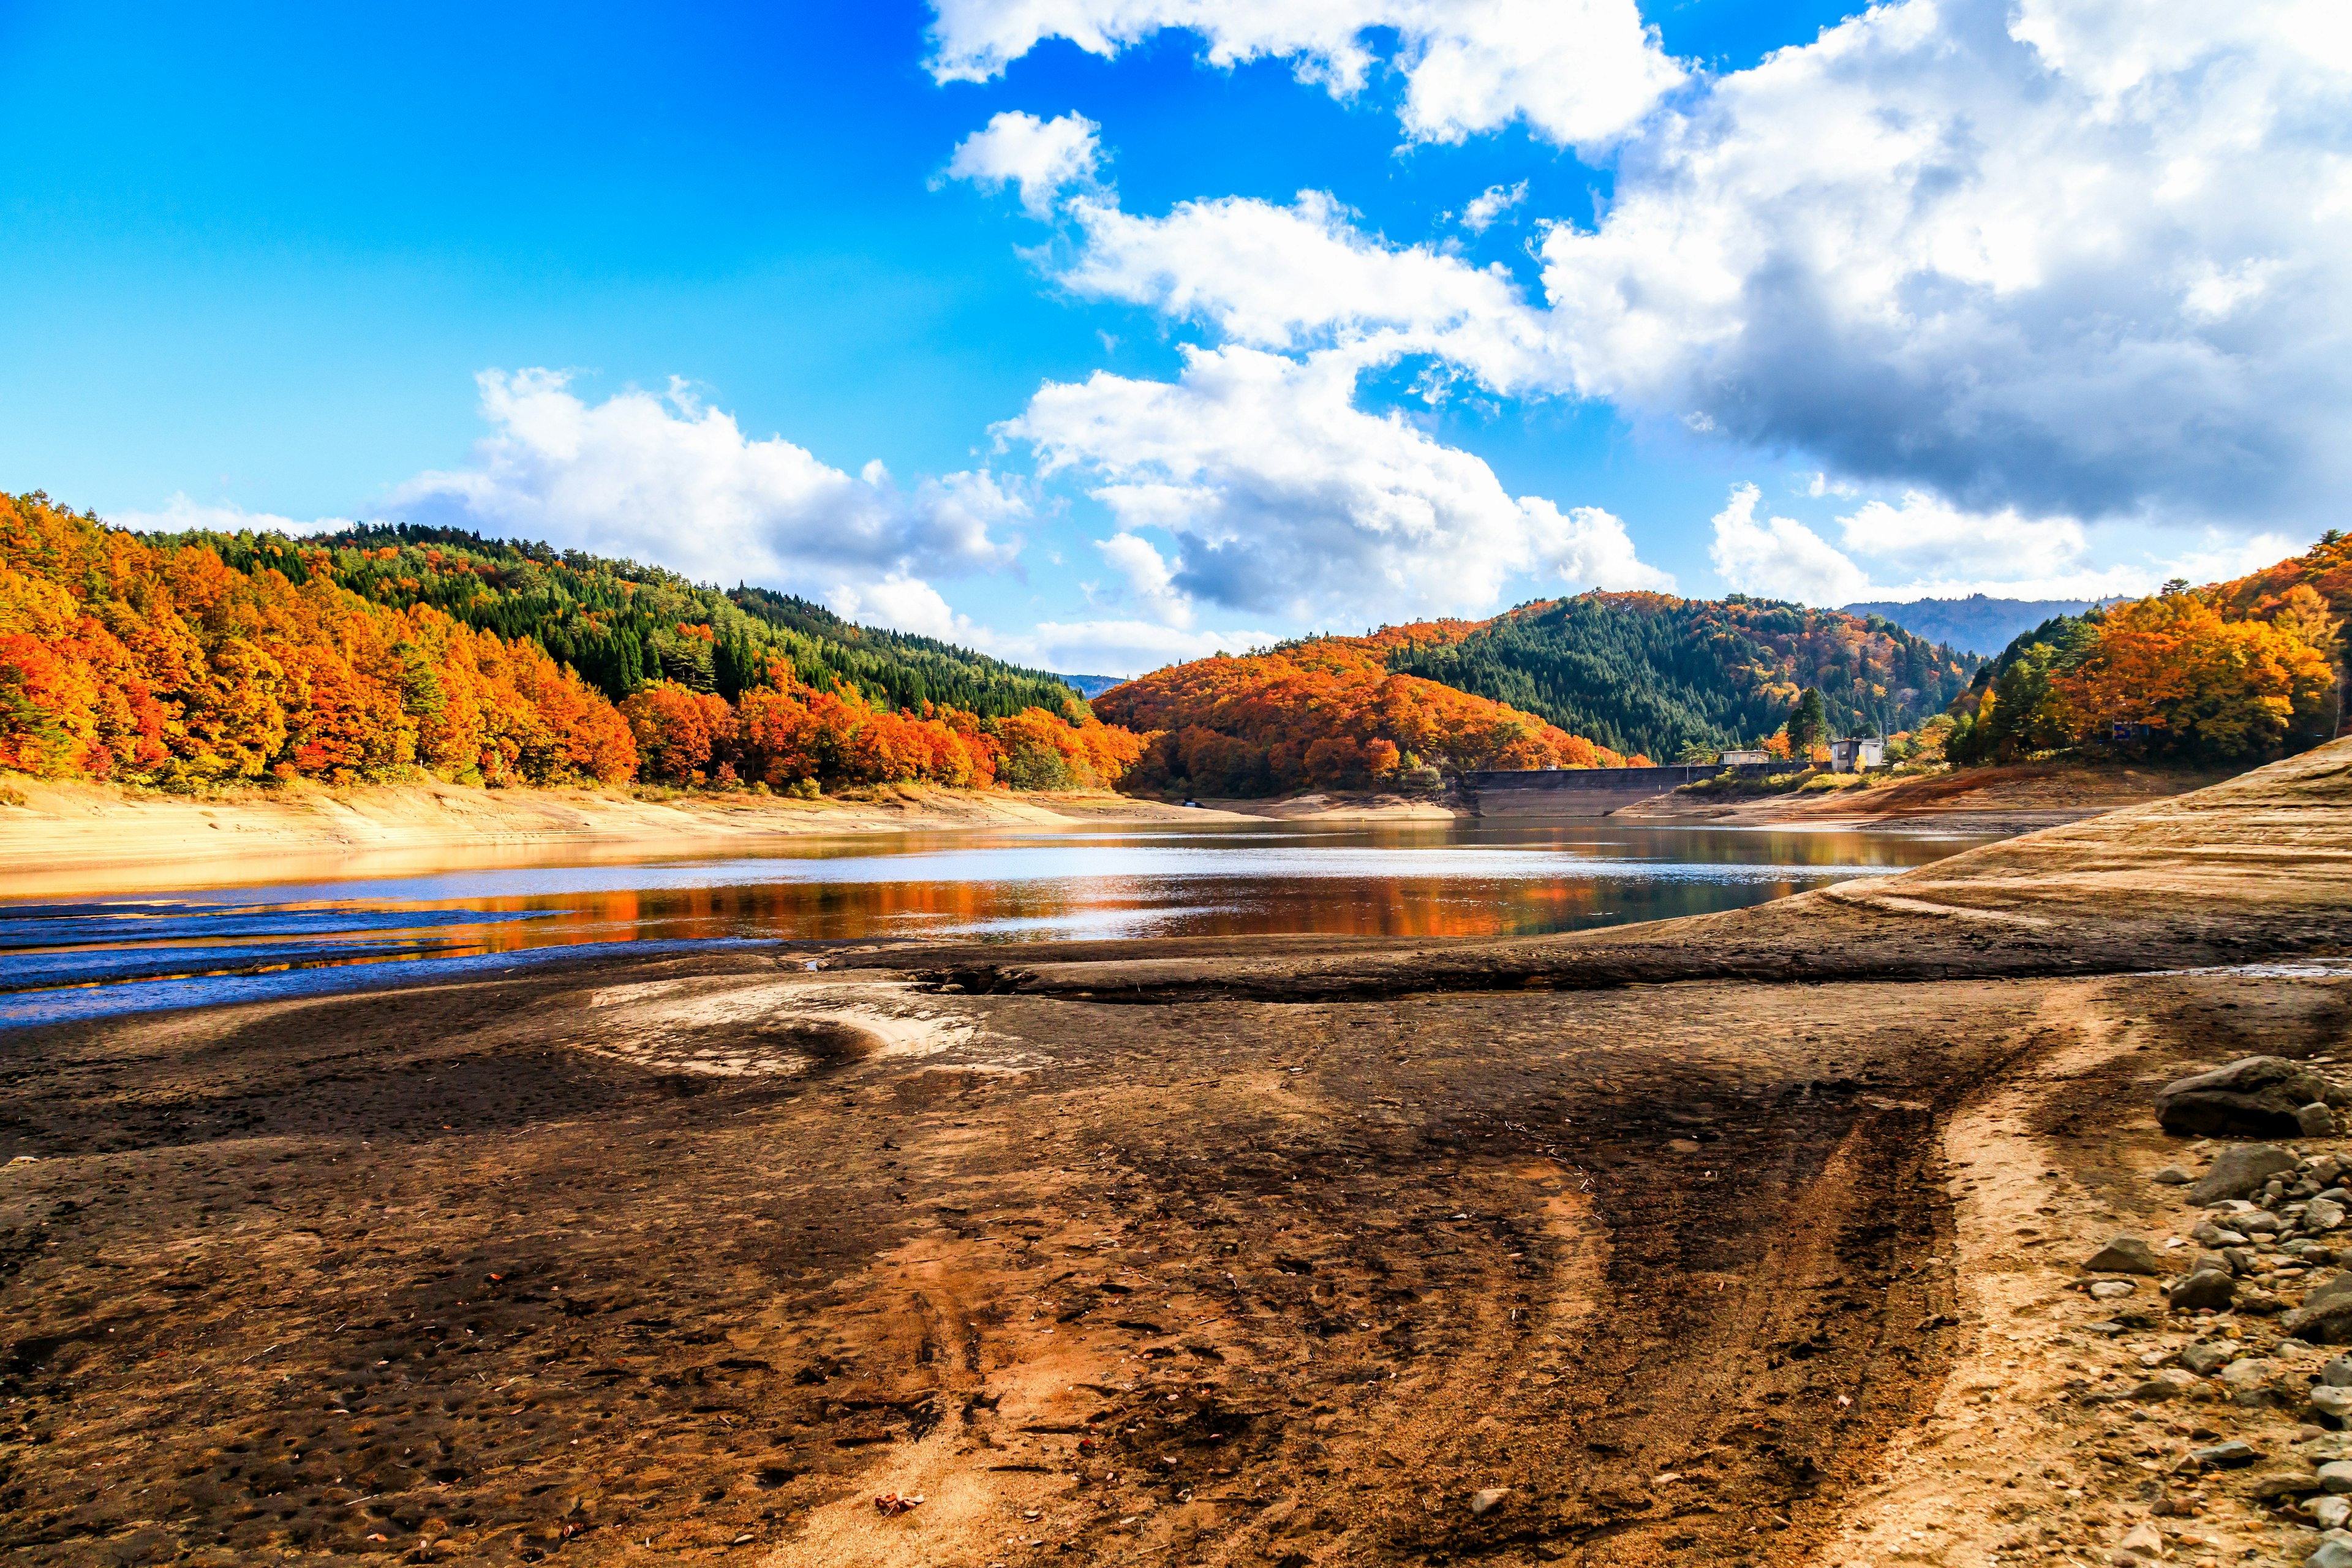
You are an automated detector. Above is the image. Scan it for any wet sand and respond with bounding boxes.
[2,741,2349,1566]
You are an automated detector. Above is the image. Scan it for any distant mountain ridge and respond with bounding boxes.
[1841,594,2118,655]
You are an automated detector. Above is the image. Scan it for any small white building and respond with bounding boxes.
[1721,748,1771,765]
[1828,736,1886,772]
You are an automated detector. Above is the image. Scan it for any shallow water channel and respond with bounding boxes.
[0,818,1998,1028]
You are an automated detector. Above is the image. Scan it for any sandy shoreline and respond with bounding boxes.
[3,742,2348,1565]
[0,761,2212,891]
[0,777,1256,887]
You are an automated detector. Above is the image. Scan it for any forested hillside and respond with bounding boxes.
[1094,638,1632,797]
[1385,592,1979,758]
[172,522,1081,717]
[1948,533,2346,766]
[0,494,1138,792]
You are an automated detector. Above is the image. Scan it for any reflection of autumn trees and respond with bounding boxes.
[1,493,635,786]
[1096,638,1634,796]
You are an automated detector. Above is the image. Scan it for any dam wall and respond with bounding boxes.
[1462,761,1803,817]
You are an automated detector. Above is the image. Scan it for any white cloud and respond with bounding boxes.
[1002,344,1673,624]
[1095,530,1193,626]
[927,0,1686,151]
[1459,180,1526,233]
[1709,485,1872,607]
[1711,482,2307,606]
[942,110,1101,217]
[1834,491,2093,586]
[997,0,2350,566]
[384,370,1022,635]
[1059,190,1551,390]
[1534,0,2352,526]
[111,494,356,535]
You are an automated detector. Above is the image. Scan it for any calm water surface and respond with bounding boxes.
[0,819,1997,1028]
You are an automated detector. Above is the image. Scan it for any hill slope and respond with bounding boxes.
[1384,592,1979,758]
[1945,533,2346,767]
[170,522,1084,718]
[1094,637,1632,796]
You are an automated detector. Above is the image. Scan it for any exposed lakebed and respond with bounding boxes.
[0,818,1994,1027]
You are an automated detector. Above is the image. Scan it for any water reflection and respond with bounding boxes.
[0,819,1993,1028]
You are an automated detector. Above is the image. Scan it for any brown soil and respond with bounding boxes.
[1621,761,2220,834]
[2,742,2350,1566]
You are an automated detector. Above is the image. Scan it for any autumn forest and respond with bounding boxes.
[1,492,2346,797]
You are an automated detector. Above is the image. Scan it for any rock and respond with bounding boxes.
[2087,1235,2165,1276]
[2129,1373,2194,1402]
[2316,1496,2352,1530]
[2318,1387,2352,1421]
[2307,1104,2342,1138]
[2163,1058,2336,1137]
[2181,1341,2235,1375]
[2312,1200,2349,1234]
[2245,1212,2285,1235]
[2191,1143,2304,1204]
[2223,1357,2280,1399]
[2326,1460,2352,1494]
[2154,1166,2193,1185]
[2318,1156,2346,1188]
[2311,1539,2352,1568]
[2288,1275,2352,1344]
[2113,1520,2166,1561]
[2092,1280,2139,1300]
[2192,1439,2261,1468]
[2258,1469,2326,1498]
[1468,1488,1509,1517]
[2193,1222,2248,1247]
[2328,1357,2352,1387]
[2171,1270,2239,1311]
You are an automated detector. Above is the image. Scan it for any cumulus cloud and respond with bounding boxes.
[1002,344,1673,624]
[1095,530,1193,626]
[942,110,1101,217]
[111,494,357,535]
[1458,180,1526,233]
[1709,483,2305,606]
[1536,0,2352,526]
[1058,190,1551,390]
[1708,486,1872,608]
[997,0,2350,569]
[385,370,1022,634]
[927,0,1685,151]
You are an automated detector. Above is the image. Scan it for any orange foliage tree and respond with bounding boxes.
[634,666,1140,793]
[1,492,635,786]
[2054,592,2337,760]
[1095,638,1626,796]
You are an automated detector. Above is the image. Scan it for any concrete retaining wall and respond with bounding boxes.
[1462,761,1803,817]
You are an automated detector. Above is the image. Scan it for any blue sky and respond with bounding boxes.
[2,0,2342,673]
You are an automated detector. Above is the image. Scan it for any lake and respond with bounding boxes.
[0,818,1997,1028]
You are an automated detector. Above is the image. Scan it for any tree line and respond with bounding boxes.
[0,495,1139,793]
